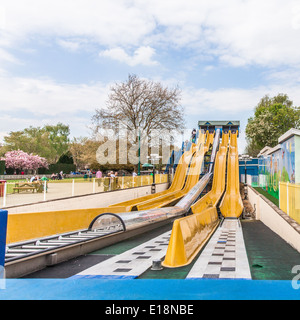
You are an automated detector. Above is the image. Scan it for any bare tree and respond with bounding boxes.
[91,75,185,170]
[92,74,184,140]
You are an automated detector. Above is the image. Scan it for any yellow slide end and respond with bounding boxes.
[162,207,219,268]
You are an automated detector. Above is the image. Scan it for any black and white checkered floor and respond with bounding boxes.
[187,218,251,279]
[72,218,251,279]
[72,230,172,279]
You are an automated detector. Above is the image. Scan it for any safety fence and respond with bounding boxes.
[96,174,168,191]
[0,174,170,208]
[279,182,300,225]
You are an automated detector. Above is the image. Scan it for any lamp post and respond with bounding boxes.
[239,154,252,200]
[138,129,141,176]
[147,154,162,194]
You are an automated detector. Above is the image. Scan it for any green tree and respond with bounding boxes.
[245,94,300,156]
[44,123,70,163]
[57,151,74,164]
[2,123,70,164]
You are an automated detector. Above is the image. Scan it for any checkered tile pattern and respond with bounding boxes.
[186,218,252,279]
[73,231,172,278]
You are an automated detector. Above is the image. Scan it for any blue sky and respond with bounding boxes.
[1,0,300,153]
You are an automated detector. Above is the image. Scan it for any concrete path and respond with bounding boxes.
[2,181,103,207]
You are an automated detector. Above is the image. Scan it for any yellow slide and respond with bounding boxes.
[162,132,228,268]
[108,132,204,212]
[190,132,229,214]
[134,132,214,211]
[219,131,243,218]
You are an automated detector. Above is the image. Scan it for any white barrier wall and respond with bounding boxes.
[247,186,300,253]
[7,183,169,214]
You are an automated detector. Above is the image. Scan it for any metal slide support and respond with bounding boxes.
[208,128,221,173]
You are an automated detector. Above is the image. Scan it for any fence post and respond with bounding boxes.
[43,180,47,201]
[278,182,281,209]
[72,179,75,197]
[2,182,7,208]
[287,182,289,216]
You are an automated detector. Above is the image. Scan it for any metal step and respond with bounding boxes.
[5,224,124,263]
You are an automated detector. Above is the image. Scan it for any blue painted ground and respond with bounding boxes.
[0,279,300,300]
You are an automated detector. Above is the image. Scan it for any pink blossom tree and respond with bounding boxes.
[2,150,48,174]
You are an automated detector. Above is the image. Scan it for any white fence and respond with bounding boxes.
[0,174,170,208]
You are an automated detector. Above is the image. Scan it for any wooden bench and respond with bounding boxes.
[13,182,46,194]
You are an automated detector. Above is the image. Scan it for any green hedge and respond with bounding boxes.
[0,160,5,175]
[38,163,76,174]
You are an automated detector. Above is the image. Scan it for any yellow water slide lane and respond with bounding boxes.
[108,132,205,211]
[135,132,214,211]
[190,132,229,214]
[219,131,243,218]
[162,132,228,268]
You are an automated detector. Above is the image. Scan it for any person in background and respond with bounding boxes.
[110,171,115,178]
[191,129,196,143]
[96,170,102,179]
[114,171,120,189]
[88,170,93,181]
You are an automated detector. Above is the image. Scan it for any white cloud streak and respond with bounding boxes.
[99,46,158,66]
[1,0,300,68]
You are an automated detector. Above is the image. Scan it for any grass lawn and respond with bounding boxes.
[253,187,279,207]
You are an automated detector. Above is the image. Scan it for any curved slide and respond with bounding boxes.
[190,132,229,214]
[162,130,228,268]
[134,132,214,211]
[108,131,206,211]
[219,131,243,218]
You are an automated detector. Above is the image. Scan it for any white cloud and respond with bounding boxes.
[1,0,300,69]
[1,0,300,151]
[57,39,81,52]
[0,74,112,140]
[182,87,263,116]
[182,82,300,153]
[0,71,300,151]
[136,0,300,67]
[0,76,109,116]
[99,46,158,66]
[183,83,300,118]
[2,0,155,47]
